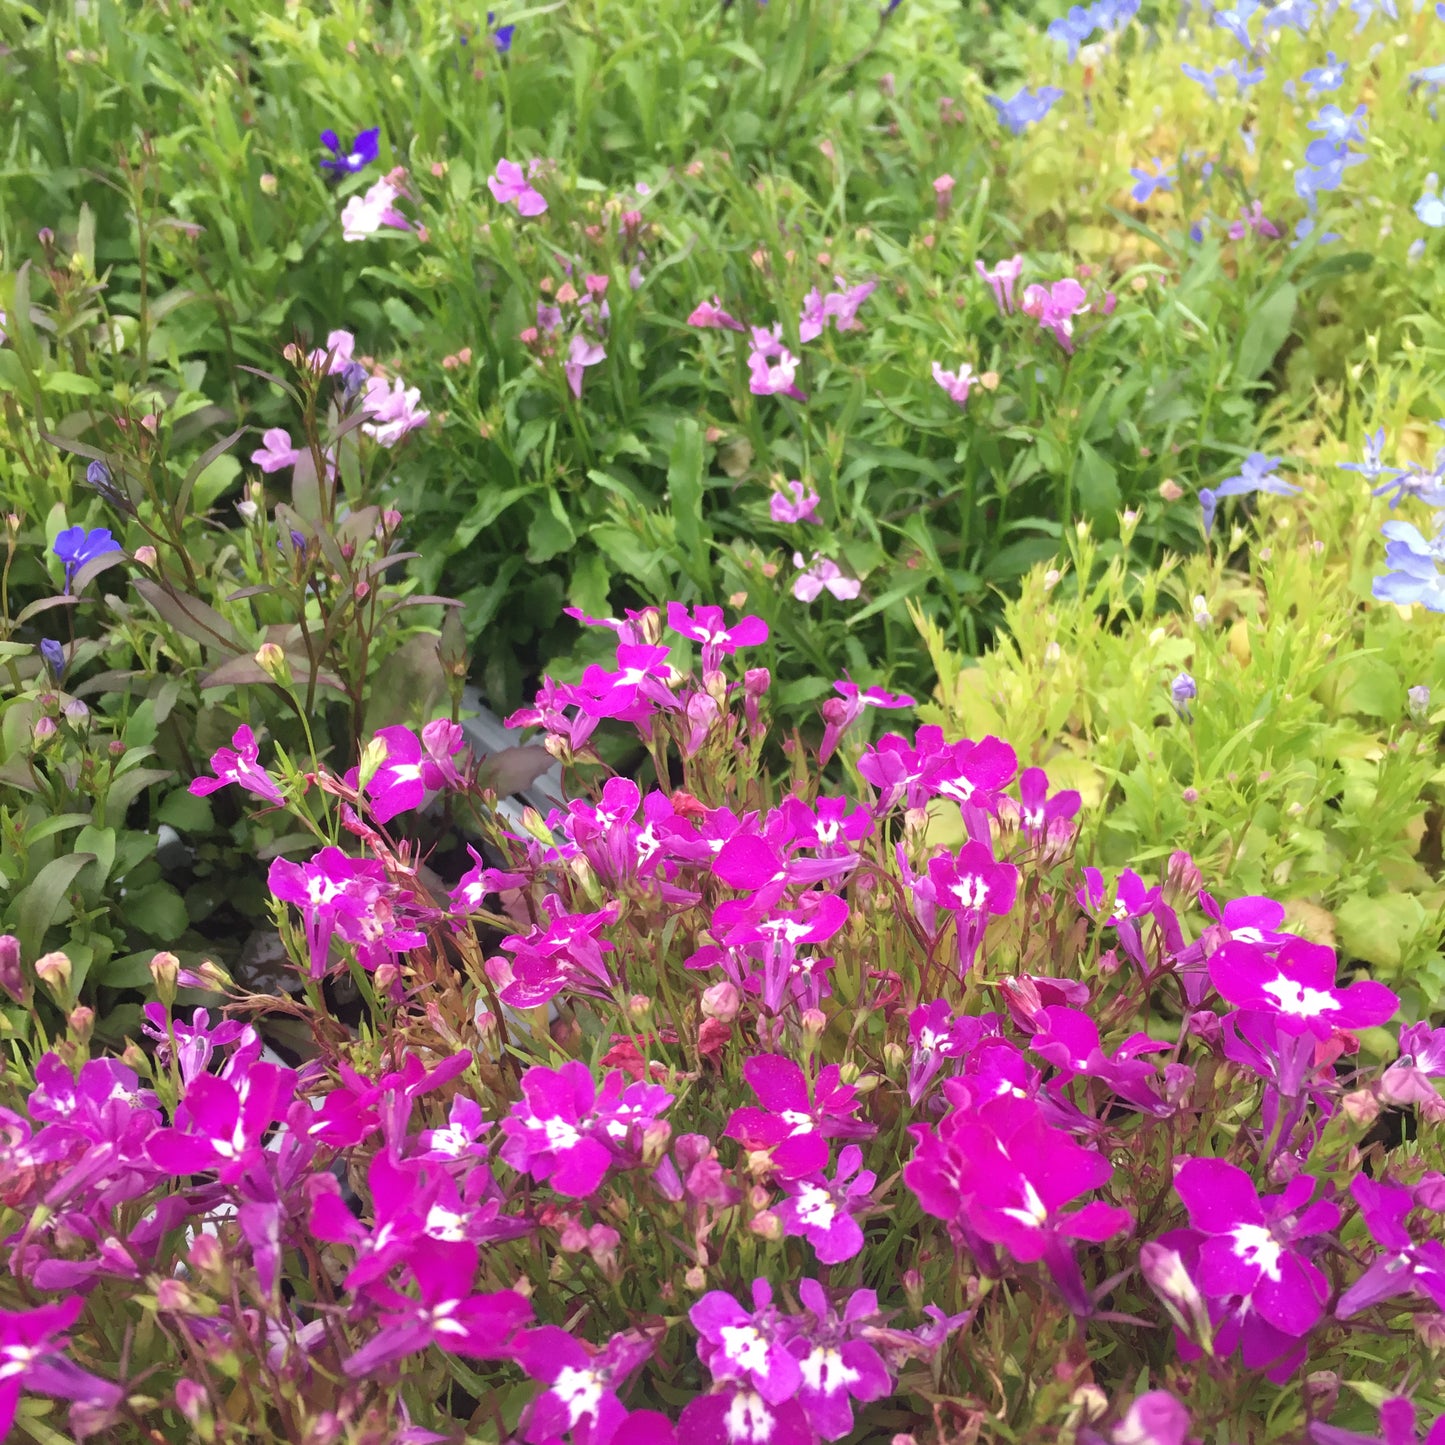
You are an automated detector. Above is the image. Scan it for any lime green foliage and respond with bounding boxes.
[914,369,1445,1012]
[995,0,1445,396]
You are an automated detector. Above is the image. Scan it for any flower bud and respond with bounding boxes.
[748,1185,772,1211]
[700,981,741,1021]
[67,1005,94,1045]
[1409,685,1432,725]
[255,642,293,687]
[34,950,72,1001]
[32,715,57,746]
[1303,1371,1340,1419]
[684,1266,706,1291]
[149,951,180,1005]
[259,172,278,195]
[799,1007,827,1040]
[134,545,157,568]
[154,1277,200,1313]
[1414,1312,1445,1350]
[0,936,29,1007]
[1340,1089,1380,1127]
[749,1209,782,1241]
[177,958,235,992]
[629,993,652,1019]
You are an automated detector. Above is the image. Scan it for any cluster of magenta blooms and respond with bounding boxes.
[4,601,1445,1442]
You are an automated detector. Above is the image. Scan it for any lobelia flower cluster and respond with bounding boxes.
[1,601,1443,1441]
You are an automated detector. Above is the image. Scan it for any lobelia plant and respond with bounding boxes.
[0,602,1440,1440]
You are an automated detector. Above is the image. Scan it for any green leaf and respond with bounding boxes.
[526,497,576,563]
[667,419,708,584]
[1337,894,1425,973]
[157,790,215,833]
[120,881,190,943]
[1073,442,1121,522]
[1236,283,1298,383]
[74,825,116,893]
[14,853,97,957]
[39,371,101,396]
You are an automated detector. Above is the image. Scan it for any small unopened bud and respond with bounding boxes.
[1070,1384,1108,1423]
[34,950,72,1001]
[254,642,292,685]
[177,959,234,992]
[259,172,278,195]
[684,1266,706,1291]
[883,1041,908,1073]
[1043,568,1061,591]
[1303,1371,1340,1419]
[133,544,157,568]
[355,734,389,794]
[0,936,28,1006]
[701,980,741,1021]
[32,716,57,746]
[67,1005,94,1044]
[1414,1312,1445,1350]
[1409,685,1431,725]
[1340,1089,1380,1127]
[628,993,652,1019]
[149,951,180,1005]
[373,962,401,994]
[749,1209,782,1241]
[800,1007,827,1040]
[154,1278,199,1313]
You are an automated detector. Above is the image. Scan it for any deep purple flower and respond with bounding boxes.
[488,10,515,51]
[320,127,380,174]
[51,525,121,592]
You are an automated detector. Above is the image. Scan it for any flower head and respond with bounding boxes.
[988,86,1064,135]
[488,158,548,216]
[51,526,121,593]
[320,127,380,175]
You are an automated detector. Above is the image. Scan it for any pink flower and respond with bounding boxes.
[799,287,828,343]
[1208,937,1399,1039]
[687,296,746,332]
[769,479,821,524]
[341,177,412,241]
[823,279,876,331]
[927,839,1019,974]
[665,602,768,671]
[818,677,915,764]
[360,375,429,445]
[792,552,860,603]
[1110,1392,1191,1445]
[146,1060,298,1184]
[932,360,976,407]
[190,725,286,807]
[306,329,356,373]
[566,334,607,398]
[748,325,807,400]
[976,254,1024,313]
[1229,199,1281,240]
[1021,277,1090,352]
[250,427,301,473]
[488,157,548,216]
[934,172,956,216]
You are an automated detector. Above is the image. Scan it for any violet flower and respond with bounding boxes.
[360,375,429,445]
[748,324,807,400]
[1021,277,1090,352]
[513,1325,654,1445]
[320,126,380,175]
[987,85,1064,135]
[51,525,121,593]
[788,1280,893,1439]
[0,1299,123,1437]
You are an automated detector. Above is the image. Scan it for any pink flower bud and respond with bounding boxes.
[700,981,740,1021]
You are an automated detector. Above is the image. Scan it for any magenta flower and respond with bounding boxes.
[792,552,860,603]
[976,254,1024,313]
[932,360,976,407]
[677,1386,813,1445]
[799,287,828,344]
[1311,1397,1445,1445]
[306,328,357,373]
[498,1061,670,1198]
[818,677,916,764]
[1021,277,1089,351]
[514,1325,655,1445]
[360,375,429,446]
[146,1060,298,1184]
[1015,765,1081,846]
[566,334,607,398]
[1336,1175,1445,1317]
[905,1000,986,1105]
[690,1278,800,1403]
[341,1244,532,1374]
[1209,937,1399,1038]
[1228,199,1281,239]
[788,1280,893,1441]
[578,643,679,722]
[927,840,1019,974]
[769,479,821,524]
[488,157,548,215]
[189,724,285,807]
[1378,1022,1445,1119]
[906,1091,1130,1310]
[361,725,429,823]
[1172,1157,1338,1337]
[665,603,768,671]
[687,296,746,332]
[747,325,807,400]
[775,1144,875,1263]
[0,1299,123,1437]
[724,1054,866,1178]
[823,279,876,331]
[1103,1392,1192,1445]
[250,427,301,473]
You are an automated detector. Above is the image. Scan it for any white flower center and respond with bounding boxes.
[725,1390,776,1443]
[552,1365,605,1427]
[794,1183,838,1231]
[1261,976,1340,1018]
[798,1345,861,1397]
[1230,1223,1284,1282]
[720,1324,771,1375]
